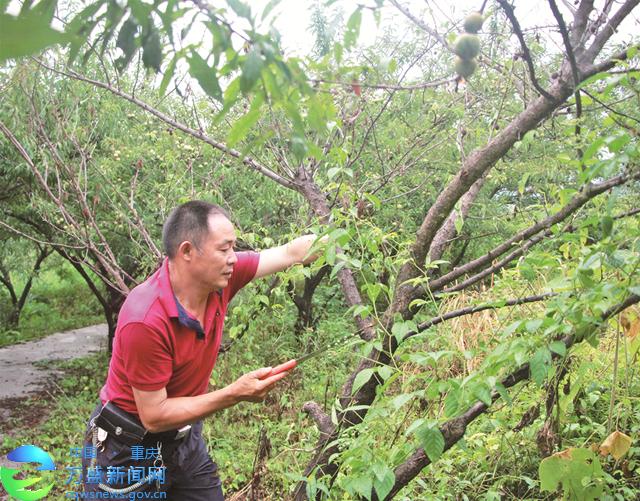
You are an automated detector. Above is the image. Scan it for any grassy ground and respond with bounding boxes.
[0,258,104,348]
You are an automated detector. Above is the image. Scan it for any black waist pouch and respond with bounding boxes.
[95,401,147,446]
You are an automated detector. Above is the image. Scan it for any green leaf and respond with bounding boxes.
[525,318,543,333]
[344,8,362,49]
[391,320,417,343]
[454,213,463,233]
[142,28,162,72]
[530,347,551,386]
[444,388,460,417]
[416,426,445,463]
[227,94,264,147]
[261,0,281,21]
[327,167,341,180]
[128,0,152,27]
[100,0,126,55]
[227,0,251,19]
[115,17,138,70]
[240,48,264,94]
[539,454,565,491]
[0,13,70,62]
[352,368,375,395]
[377,365,394,381]
[32,0,57,23]
[599,215,613,238]
[159,52,180,96]
[188,51,223,102]
[348,476,373,499]
[518,172,530,195]
[373,467,395,500]
[291,136,307,162]
[473,384,492,406]
[549,341,567,356]
[391,393,413,410]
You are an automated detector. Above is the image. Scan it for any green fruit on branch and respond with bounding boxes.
[463,12,484,33]
[454,57,477,78]
[454,34,480,59]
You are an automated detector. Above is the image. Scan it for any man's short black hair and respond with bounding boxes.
[162,201,230,259]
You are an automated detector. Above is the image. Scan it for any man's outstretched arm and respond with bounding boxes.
[254,234,324,280]
[132,367,289,433]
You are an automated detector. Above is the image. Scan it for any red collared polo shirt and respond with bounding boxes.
[99,252,259,415]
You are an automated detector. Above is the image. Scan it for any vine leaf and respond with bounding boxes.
[539,448,605,500]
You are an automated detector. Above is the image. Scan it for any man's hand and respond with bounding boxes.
[227,367,289,403]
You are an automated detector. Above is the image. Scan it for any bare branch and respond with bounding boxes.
[388,0,451,51]
[404,293,556,341]
[585,44,640,77]
[497,0,555,100]
[0,119,130,294]
[0,220,85,250]
[548,0,583,115]
[583,0,640,63]
[570,0,595,47]
[310,76,455,92]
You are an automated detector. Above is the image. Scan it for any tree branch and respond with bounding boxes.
[388,0,451,51]
[426,171,637,294]
[570,0,595,47]
[584,44,640,77]
[403,293,556,342]
[582,0,640,64]
[497,0,555,100]
[548,0,583,137]
[33,60,298,192]
[0,119,130,295]
[16,245,51,314]
[303,401,335,439]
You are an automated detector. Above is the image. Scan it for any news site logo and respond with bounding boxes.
[0,445,55,500]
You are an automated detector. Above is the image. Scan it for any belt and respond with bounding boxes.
[95,401,191,446]
[145,426,192,444]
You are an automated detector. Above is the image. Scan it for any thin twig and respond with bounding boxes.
[497,0,555,100]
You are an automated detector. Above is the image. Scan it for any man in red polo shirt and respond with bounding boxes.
[82,201,323,499]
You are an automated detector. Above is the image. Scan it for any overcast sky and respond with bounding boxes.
[261,0,638,57]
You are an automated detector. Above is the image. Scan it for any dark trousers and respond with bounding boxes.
[82,403,224,500]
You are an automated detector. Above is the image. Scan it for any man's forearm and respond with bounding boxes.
[139,386,240,433]
[134,367,287,432]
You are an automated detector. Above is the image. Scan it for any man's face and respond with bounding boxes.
[191,214,238,291]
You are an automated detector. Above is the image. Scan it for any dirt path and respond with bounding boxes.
[0,324,107,421]
[0,325,108,476]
